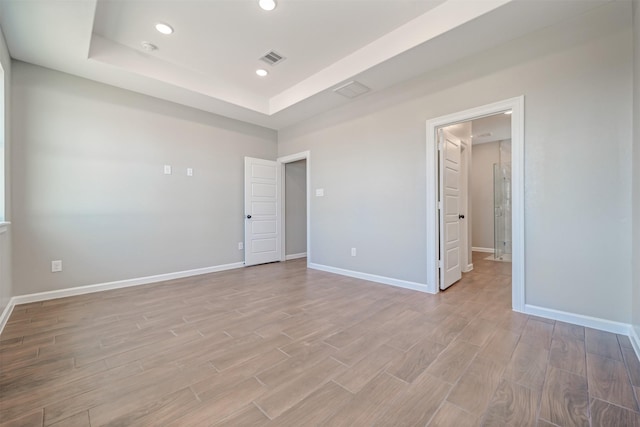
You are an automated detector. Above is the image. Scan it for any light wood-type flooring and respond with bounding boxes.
[1,252,639,426]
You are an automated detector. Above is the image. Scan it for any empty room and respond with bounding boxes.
[1,0,640,426]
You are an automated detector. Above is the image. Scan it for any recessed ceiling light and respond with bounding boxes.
[504,110,513,115]
[141,41,158,52]
[256,69,268,77]
[258,0,277,11]
[155,22,173,35]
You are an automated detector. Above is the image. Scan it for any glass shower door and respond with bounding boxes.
[493,162,512,260]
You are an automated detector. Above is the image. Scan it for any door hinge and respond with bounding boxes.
[438,201,443,210]
[438,141,444,151]
[438,260,444,268]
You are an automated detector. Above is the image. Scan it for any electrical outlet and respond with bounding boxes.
[238,242,244,250]
[51,260,62,273]
[187,167,193,176]
[315,188,324,197]
[163,165,172,175]
[351,248,356,257]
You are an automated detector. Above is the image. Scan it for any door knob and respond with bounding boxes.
[458,214,465,219]
[246,215,252,219]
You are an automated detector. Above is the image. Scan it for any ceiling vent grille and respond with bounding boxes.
[333,81,371,99]
[260,50,286,66]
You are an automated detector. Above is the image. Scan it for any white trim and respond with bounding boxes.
[309,263,432,294]
[472,247,494,253]
[463,264,474,273]
[14,261,243,307]
[285,252,307,260]
[0,300,15,335]
[524,304,631,335]
[630,326,640,362]
[0,261,244,334]
[0,222,9,234]
[426,96,525,312]
[277,151,311,268]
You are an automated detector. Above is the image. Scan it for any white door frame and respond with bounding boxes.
[277,151,311,267]
[426,96,525,312]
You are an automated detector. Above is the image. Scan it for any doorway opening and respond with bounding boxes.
[278,151,311,267]
[426,97,524,312]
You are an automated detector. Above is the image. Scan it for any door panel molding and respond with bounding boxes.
[244,157,281,266]
[426,96,525,312]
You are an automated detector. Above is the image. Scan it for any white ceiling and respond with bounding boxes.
[0,0,611,130]
[472,113,512,145]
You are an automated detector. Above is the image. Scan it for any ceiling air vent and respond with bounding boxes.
[260,50,286,66]
[333,81,371,99]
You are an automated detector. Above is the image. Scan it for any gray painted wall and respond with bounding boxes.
[632,0,640,337]
[12,62,277,295]
[471,141,499,250]
[285,159,307,256]
[0,27,11,313]
[278,3,633,323]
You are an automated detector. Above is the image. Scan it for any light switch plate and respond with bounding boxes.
[164,165,172,175]
[315,188,324,197]
[187,168,193,176]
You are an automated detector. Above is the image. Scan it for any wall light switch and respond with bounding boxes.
[238,242,244,250]
[351,248,357,257]
[51,260,62,273]
[163,165,172,175]
[187,168,193,176]
[315,188,324,197]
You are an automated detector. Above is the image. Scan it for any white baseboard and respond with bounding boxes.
[463,263,474,273]
[472,247,494,253]
[630,325,640,362]
[524,304,631,335]
[308,263,432,294]
[0,301,15,337]
[285,252,307,261]
[0,261,244,335]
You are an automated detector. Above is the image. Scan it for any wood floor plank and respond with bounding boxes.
[456,319,497,347]
[323,372,407,427]
[553,321,585,341]
[374,373,451,426]
[618,334,633,349]
[385,338,445,384]
[428,401,478,427]
[265,381,351,426]
[476,328,520,364]
[548,336,586,376]
[587,352,638,411]
[255,343,332,389]
[211,404,269,427]
[165,378,267,427]
[0,410,43,427]
[480,379,538,427]
[0,362,142,424]
[47,411,89,427]
[539,367,589,426]
[622,346,640,387]
[253,356,346,419]
[0,256,636,426]
[447,356,505,414]
[90,387,200,427]
[425,340,478,384]
[502,341,549,391]
[519,318,554,350]
[590,398,640,426]
[585,328,623,361]
[333,344,401,393]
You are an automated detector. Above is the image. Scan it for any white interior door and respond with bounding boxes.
[439,130,462,289]
[244,157,281,266]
